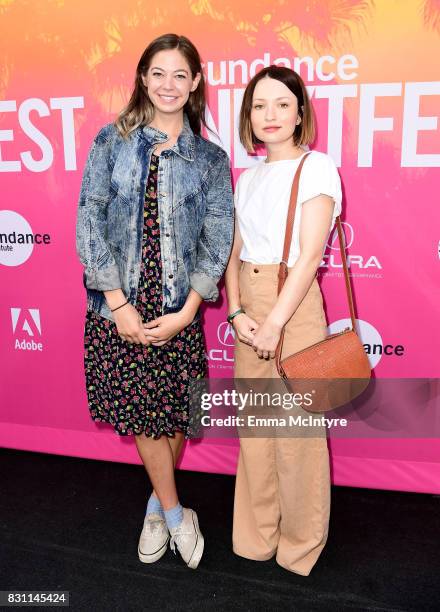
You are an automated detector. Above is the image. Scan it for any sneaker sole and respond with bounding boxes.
[186,511,204,569]
[138,535,169,564]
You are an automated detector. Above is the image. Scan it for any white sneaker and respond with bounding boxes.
[138,513,169,564]
[169,507,204,569]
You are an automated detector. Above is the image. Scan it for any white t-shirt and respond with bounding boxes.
[234,150,342,266]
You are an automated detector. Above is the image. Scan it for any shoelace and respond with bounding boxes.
[169,530,191,554]
[170,535,177,554]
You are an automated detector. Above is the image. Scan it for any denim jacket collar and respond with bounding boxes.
[141,113,195,162]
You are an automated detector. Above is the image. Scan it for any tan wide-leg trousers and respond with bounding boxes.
[232,262,331,576]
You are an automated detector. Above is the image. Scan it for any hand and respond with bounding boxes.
[113,304,150,345]
[251,318,283,360]
[232,313,259,345]
[143,312,191,347]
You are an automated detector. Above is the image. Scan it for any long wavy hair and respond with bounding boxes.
[115,33,207,139]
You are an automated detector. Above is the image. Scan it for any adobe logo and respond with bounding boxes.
[11,308,43,351]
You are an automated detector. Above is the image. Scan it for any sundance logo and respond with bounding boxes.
[0,210,51,266]
[328,318,404,369]
[11,308,43,351]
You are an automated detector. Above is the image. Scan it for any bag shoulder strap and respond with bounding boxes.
[275,152,357,373]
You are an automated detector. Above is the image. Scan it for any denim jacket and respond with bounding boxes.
[76,114,234,322]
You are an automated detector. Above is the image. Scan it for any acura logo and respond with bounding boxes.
[327,221,354,250]
[217,321,235,347]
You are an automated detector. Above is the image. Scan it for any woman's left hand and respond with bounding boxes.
[143,312,191,347]
[251,318,283,359]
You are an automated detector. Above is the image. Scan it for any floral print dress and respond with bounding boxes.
[83,153,207,439]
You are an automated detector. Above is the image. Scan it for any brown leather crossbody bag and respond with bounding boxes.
[274,152,371,413]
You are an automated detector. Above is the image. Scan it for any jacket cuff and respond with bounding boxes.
[84,264,122,291]
[190,271,219,302]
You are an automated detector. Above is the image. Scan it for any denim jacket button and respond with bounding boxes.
[165,233,170,237]
[168,274,174,279]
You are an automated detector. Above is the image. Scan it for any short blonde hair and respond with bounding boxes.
[239,66,315,152]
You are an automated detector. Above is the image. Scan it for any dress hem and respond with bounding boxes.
[90,415,191,440]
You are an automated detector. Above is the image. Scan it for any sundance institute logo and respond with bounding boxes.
[0,210,51,266]
[328,318,404,369]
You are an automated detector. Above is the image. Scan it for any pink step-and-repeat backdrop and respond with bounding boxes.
[1,0,439,493]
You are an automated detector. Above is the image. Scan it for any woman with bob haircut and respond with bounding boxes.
[225,65,342,576]
[76,33,234,570]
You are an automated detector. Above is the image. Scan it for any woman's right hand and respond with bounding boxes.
[232,313,259,345]
[113,304,150,345]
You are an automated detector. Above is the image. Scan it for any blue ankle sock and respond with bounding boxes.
[146,493,164,518]
[164,502,183,530]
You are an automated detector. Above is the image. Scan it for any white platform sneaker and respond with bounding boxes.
[169,507,204,569]
[138,513,169,564]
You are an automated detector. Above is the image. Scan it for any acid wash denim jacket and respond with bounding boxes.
[76,114,234,322]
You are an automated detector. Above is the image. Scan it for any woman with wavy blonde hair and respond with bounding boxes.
[76,33,234,569]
